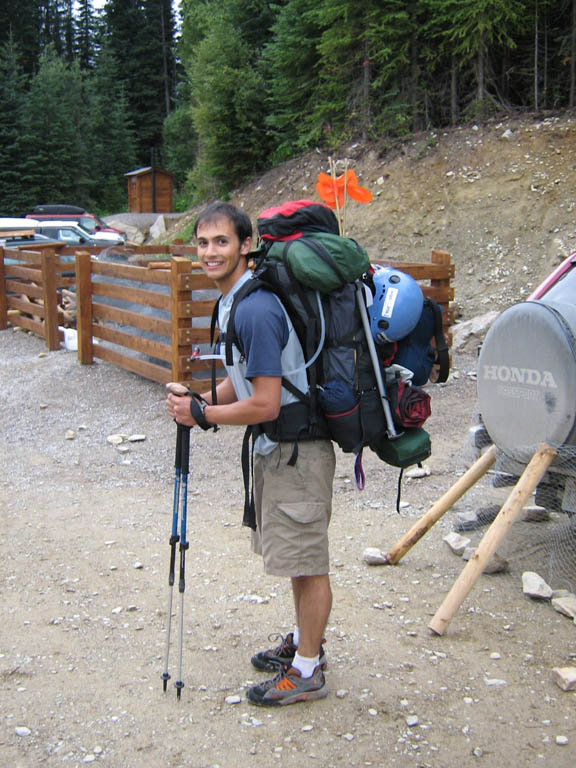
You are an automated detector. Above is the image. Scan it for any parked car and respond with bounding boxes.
[36,221,124,246]
[0,217,39,234]
[26,204,126,242]
[0,233,65,249]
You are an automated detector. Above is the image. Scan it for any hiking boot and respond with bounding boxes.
[246,665,327,707]
[250,632,327,672]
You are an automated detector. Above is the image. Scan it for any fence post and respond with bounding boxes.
[76,250,94,365]
[170,256,193,382]
[41,248,60,351]
[0,247,7,330]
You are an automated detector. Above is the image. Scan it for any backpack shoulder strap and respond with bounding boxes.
[224,278,268,366]
[427,298,450,383]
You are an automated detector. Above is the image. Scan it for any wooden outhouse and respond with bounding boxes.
[125,167,173,213]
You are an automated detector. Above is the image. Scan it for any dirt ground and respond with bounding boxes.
[1,328,575,768]
[3,113,576,767]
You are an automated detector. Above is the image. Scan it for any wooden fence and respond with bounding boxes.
[0,243,454,388]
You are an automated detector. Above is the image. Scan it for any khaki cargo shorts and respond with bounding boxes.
[251,440,336,577]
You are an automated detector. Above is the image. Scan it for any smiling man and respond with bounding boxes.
[166,201,336,706]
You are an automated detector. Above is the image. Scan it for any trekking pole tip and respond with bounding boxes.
[175,681,184,699]
[161,672,170,692]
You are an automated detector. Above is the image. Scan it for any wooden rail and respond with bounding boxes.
[0,243,79,349]
[1,244,454,388]
[75,250,217,386]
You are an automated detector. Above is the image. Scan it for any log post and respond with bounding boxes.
[385,445,497,565]
[0,247,7,330]
[41,248,60,351]
[170,256,193,382]
[76,251,94,365]
[428,443,557,636]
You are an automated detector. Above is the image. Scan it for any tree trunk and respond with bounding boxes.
[450,56,458,126]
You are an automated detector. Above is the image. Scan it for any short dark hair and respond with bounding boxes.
[193,201,252,242]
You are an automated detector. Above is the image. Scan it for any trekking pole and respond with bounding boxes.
[355,281,398,438]
[174,422,191,699]
[161,422,183,692]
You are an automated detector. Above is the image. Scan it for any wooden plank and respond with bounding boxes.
[180,375,225,391]
[2,249,42,265]
[7,295,46,318]
[5,280,43,298]
[92,301,171,336]
[177,298,217,318]
[8,314,44,336]
[91,281,170,311]
[177,272,215,290]
[91,260,171,285]
[177,326,213,345]
[176,354,225,379]
[420,285,455,303]
[92,325,171,362]
[372,260,454,281]
[93,344,171,384]
[2,265,43,282]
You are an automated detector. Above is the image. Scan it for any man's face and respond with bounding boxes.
[196,216,251,292]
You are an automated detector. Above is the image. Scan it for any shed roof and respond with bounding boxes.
[124,166,173,178]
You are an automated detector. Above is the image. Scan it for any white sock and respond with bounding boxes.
[292,627,300,647]
[292,651,319,679]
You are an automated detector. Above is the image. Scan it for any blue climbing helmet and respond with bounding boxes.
[370,265,424,343]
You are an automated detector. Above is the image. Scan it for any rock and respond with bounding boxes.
[406,465,430,479]
[15,726,31,736]
[454,510,479,531]
[363,547,387,565]
[520,504,550,522]
[65,429,75,440]
[225,695,242,704]
[555,735,569,746]
[551,667,576,691]
[149,215,166,240]
[484,678,507,686]
[451,311,500,353]
[461,548,509,573]
[522,571,553,600]
[551,594,576,619]
[107,434,124,445]
[443,531,471,555]
[127,434,146,442]
[405,715,419,727]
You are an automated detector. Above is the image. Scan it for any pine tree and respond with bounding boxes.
[19,47,91,206]
[85,44,138,211]
[186,9,269,197]
[262,0,323,159]
[0,37,31,215]
[103,0,177,163]
[0,0,42,74]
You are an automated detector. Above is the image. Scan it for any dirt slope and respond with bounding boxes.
[168,112,576,321]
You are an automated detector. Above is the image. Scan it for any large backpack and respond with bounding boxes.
[217,200,442,481]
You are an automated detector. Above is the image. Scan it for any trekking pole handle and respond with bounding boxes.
[167,382,191,397]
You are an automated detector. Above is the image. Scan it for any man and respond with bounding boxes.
[166,201,335,706]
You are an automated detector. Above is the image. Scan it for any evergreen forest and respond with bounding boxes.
[1,0,575,217]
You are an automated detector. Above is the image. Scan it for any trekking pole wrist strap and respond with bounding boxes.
[189,393,214,431]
